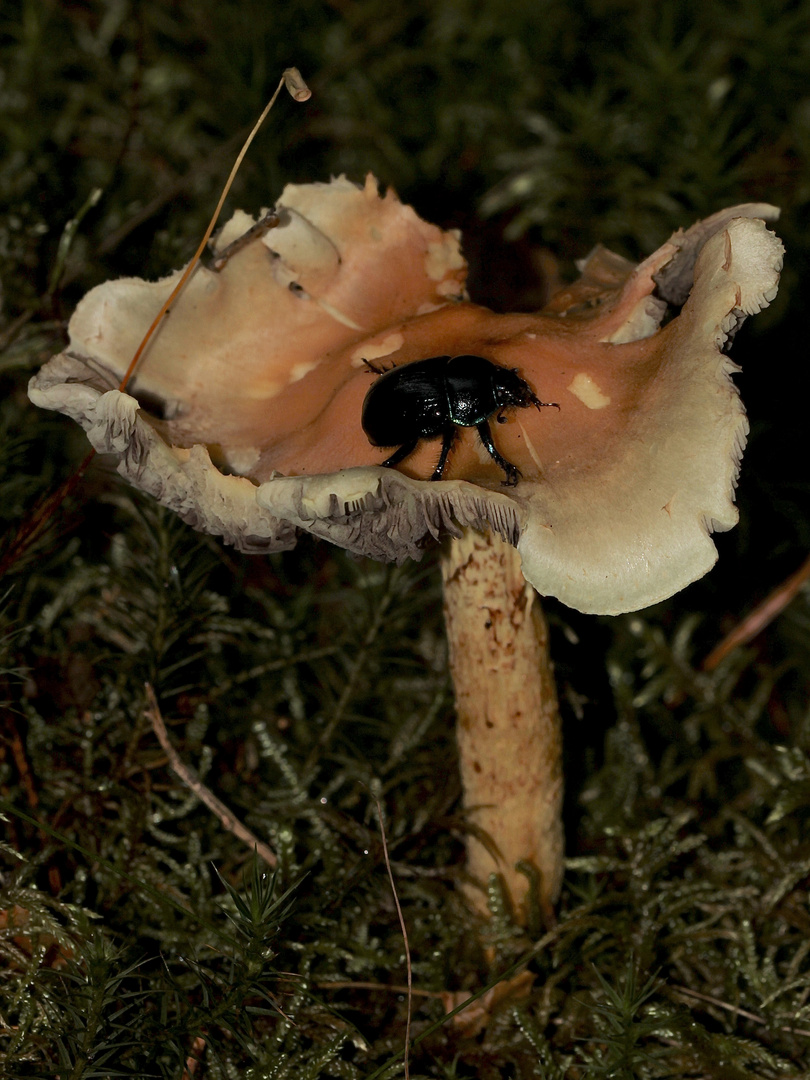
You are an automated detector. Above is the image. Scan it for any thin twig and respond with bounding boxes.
[144,683,276,868]
[118,67,310,392]
[374,794,412,1080]
[703,552,810,671]
[4,716,38,810]
[95,139,243,258]
[0,308,34,354]
[209,210,280,271]
[362,926,562,1080]
[670,983,810,1038]
[6,68,311,570]
[316,979,442,999]
[0,449,95,577]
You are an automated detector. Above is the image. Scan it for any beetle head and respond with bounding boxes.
[491,366,557,413]
[491,365,531,407]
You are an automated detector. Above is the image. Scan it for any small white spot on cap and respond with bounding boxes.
[567,372,611,409]
[425,235,465,281]
[289,360,320,382]
[313,297,364,330]
[351,332,404,367]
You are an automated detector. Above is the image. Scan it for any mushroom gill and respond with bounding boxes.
[30,181,782,616]
[29,178,783,918]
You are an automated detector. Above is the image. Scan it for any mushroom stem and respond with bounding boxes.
[440,527,563,922]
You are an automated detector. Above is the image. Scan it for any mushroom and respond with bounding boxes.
[29,176,783,920]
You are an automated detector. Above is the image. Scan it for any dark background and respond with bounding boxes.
[3,2,810,1076]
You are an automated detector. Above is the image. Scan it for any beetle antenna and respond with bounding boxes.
[533,397,560,413]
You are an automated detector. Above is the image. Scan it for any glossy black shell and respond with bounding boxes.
[361,353,553,485]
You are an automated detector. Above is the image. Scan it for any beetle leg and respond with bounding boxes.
[362,358,387,375]
[530,394,560,413]
[476,419,521,486]
[381,438,419,469]
[431,427,457,481]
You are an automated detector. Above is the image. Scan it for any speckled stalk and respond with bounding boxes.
[440,527,563,922]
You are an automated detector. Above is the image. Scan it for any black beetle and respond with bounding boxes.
[361,353,557,486]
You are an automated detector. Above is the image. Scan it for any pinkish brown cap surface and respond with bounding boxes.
[29,177,783,614]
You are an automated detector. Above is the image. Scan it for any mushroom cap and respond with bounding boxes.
[29,177,783,614]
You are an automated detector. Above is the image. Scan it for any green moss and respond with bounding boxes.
[3,1,810,1075]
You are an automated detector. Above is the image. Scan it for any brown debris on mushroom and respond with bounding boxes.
[30,178,782,616]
